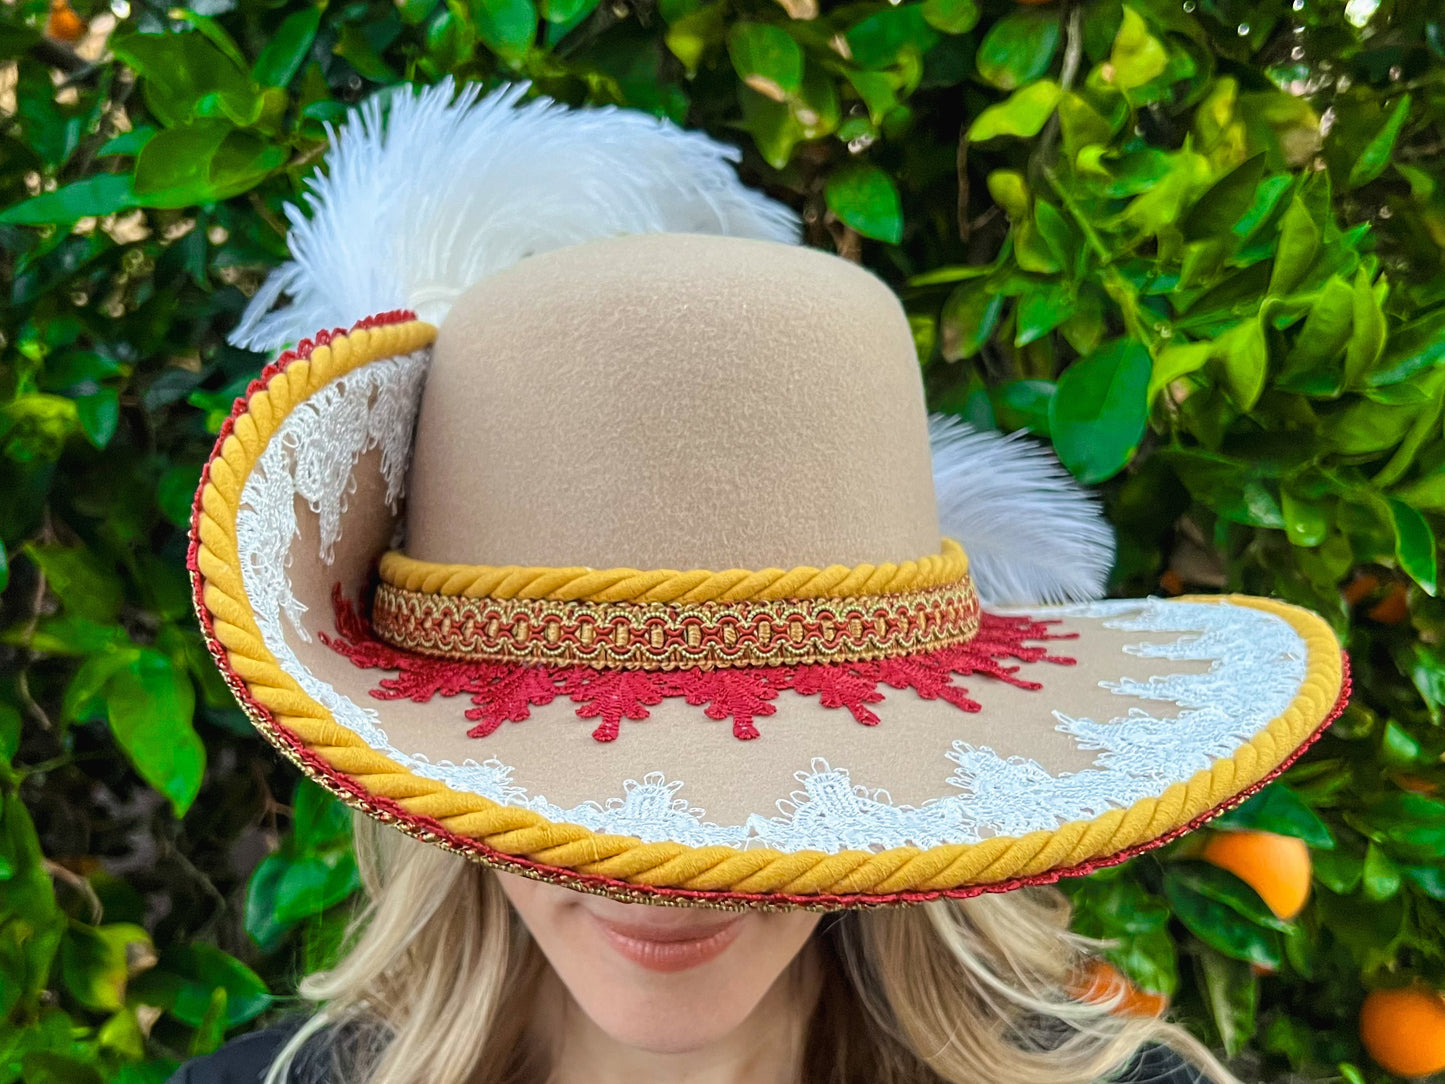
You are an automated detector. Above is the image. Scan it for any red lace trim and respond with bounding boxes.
[323,586,1078,742]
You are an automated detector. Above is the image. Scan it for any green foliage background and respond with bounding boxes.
[2,0,1444,1078]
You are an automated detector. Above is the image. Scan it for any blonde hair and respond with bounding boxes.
[264,815,1235,1084]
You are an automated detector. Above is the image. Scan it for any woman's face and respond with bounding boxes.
[498,873,822,1053]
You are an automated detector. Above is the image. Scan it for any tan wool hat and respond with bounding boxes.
[190,80,1349,910]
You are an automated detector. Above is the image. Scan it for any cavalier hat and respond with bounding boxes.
[190,80,1349,910]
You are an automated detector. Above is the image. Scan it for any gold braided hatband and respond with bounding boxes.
[371,573,982,670]
[376,537,968,603]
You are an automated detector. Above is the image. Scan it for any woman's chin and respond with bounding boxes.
[498,873,821,1055]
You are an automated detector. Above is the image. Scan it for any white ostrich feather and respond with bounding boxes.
[929,414,1115,606]
[229,78,800,351]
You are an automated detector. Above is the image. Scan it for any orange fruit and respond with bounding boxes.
[1367,582,1410,625]
[1395,774,1440,796]
[1342,571,1380,606]
[45,0,86,42]
[1070,958,1168,1018]
[1200,829,1311,920]
[1360,987,1445,1078]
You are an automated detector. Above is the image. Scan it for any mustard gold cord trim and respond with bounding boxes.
[192,318,1345,902]
[376,537,969,603]
[371,574,981,670]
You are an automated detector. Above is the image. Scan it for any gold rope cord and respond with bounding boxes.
[193,320,1345,901]
[377,537,969,603]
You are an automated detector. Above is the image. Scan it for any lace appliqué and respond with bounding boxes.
[322,587,1077,742]
[235,348,429,643]
[945,598,1310,834]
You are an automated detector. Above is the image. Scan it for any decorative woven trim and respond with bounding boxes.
[370,573,981,671]
[189,313,1350,906]
[332,587,1066,741]
[377,537,969,603]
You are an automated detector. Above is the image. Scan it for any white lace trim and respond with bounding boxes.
[235,367,1316,854]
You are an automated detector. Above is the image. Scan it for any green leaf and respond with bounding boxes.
[1348,94,1411,190]
[104,650,204,817]
[336,25,400,82]
[1149,341,1211,404]
[0,793,67,1013]
[967,81,1062,142]
[665,4,723,73]
[1160,449,1285,528]
[975,8,1059,92]
[825,164,903,244]
[919,0,978,35]
[844,5,939,70]
[1380,720,1423,768]
[1049,339,1151,484]
[1107,5,1168,90]
[1280,276,1354,388]
[110,31,259,128]
[1361,842,1401,901]
[1365,310,1445,387]
[273,851,360,926]
[1214,785,1334,848]
[542,0,600,21]
[98,127,157,158]
[1312,845,1363,895]
[1164,873,1284,969]
[1198,951,1259,1056]
[1215,318,1268,410]
[24,545,123,623]
[991,380,1055,435]
[60,922,152,1013]
[470,0,538,60]
[1182,153,1267,241]
[940,281,1005,361]
[1014,282,1075,346]
[739,85,804,170]
[1328,399,1416,455]
[131,943,270,1028]
[76,387,120,449]
[191,987,228,1057]
[293,779,353,850]
[157,463,201,529]
[1266,195,1321,298]
[0,174,137,226]
[1387,497,1437,596]
[133,124,285,208]
[1397,471,1445,513]
[728,23,803,100]
[1281,486,1328,547]
[253,8,322,88]
[1344,267,1387,388]
[1167,862,1294,932]
[0,703,19,764]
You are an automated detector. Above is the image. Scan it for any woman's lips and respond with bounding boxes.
[590,912,744,973]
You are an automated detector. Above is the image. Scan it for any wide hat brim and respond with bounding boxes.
[191,314,1349,910]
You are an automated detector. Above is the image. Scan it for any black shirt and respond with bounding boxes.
[167,1020,1211,1083]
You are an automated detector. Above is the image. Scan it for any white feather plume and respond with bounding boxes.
[229,78,800,351]
[929,414,1115,606]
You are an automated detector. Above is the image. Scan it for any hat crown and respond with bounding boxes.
[405,232,941,570]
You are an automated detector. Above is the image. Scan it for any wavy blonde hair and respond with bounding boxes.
[263,815,1235,1084]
